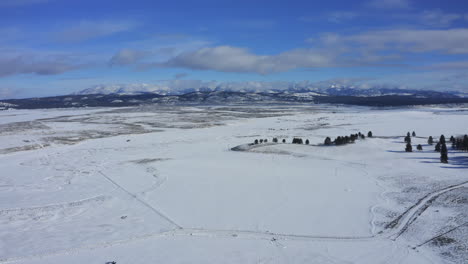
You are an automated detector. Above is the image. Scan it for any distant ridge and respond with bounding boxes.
[2,89,468,109]
[76,84,468,99]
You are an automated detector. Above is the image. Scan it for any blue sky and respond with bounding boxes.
[1,0,468,98]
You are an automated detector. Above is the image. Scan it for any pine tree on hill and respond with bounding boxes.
[435,142,441,152]
[405,135,411,143]
[440,135,446,144]
[282,139,286,143]
[417,144,423,151]
[440,143,448,163]
[405,143,413,152]
[254,139,259,144]
[368,131,373,137]
[428,136,433,145]
[407,132,411,137]
[441,153,448,163]
[324,137,332,145]
[273,138,278,143]
[305,139,310,145]
[412,131,416,137]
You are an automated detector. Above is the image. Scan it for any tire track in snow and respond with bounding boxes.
[382,180,468,240]
[178,228,375,241]
[0,195,109,216]
[98,171,182,229]
[0,227,376,264]
[7,177,464,263]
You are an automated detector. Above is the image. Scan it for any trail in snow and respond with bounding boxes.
[382,180,468,240]
[98,171,182,229]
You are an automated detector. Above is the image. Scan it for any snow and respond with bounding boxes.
[0,105,467,263]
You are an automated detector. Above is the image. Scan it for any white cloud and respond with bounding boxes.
[367,0,411,9]
[154,46,337,74]
[424,61,468,70]
[0,0,52,7]
[419,9,461,27]
[56,20,136,43]
[0,47,90,77]
[109,49,149,66]
[174,72,188,79]
[327,11,358,23]
[331,28,468,54]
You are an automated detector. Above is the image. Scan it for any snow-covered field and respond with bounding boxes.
[0,105,467,264]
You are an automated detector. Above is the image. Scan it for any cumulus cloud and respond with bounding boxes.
[109,49,149,66]
[419,10,461,27]
[152,46,337,74]
[327,28,468,54]
[0,0,52,7]
[56,20,136,43]
[424,61,468,70]
[0,55,86,77]
[174,72,188,79]
[367,0,411,9]
[327,11,359,23]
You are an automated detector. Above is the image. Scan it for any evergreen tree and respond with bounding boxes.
[254,139,259,144]
[435,142,441,152]
[360,134,365,139]
[367,131,373,137]
[441,143,448,154]
[264,139,268,143]
[461,135,468,151]
[439,135,446,144]
[405,143,413,152]
[260,139,264,143]
[282,139,286,143]
[450,136,455,143]
[428,136,433,145]
[407,132,411,137]
[324,137,332,145]
[273,138,278,143]
[440,144,448,163]
[412,131,416,137]
[404,135,411,143]
[440,153,448,163]
[305,139,310,145]
[417,144,422,151]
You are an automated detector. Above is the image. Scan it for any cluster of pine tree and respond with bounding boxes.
[451,134,468,151]
[404,131,422,152]
[325,131,371,146]
[430,135,449,163]
[292,138,310,144]
[253,138,269,144]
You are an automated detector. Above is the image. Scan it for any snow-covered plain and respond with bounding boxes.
[0,105,467,264]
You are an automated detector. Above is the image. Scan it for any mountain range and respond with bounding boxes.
[1,86,468,109]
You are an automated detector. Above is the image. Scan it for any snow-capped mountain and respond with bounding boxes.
[77,83,467,99]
